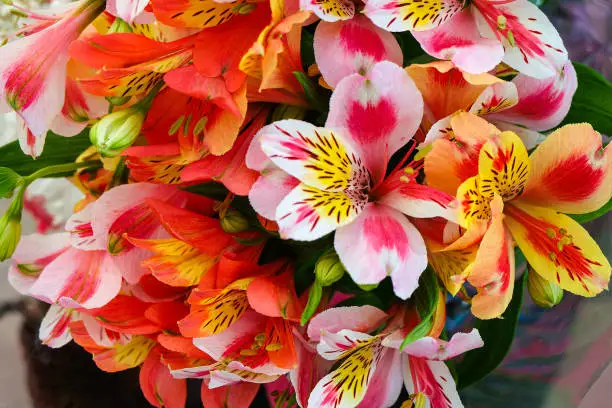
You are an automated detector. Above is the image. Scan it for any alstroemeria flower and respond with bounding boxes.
[306,306,484,408]
[248,61,455,299]
[407,60,577,147]
[106,0,150,23]
[0,0,105,156]
[426,112,611,319]
[364,0,567,78]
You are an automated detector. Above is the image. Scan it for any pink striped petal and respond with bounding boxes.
[403,355,464,408]
[66,203,103,250]
[276,183,368,241]
[469,81,519,117]
[8,232,70,295]
[387,329,484,360]
[489,61,577,131]
[473,0,567,79]
[307,305,389,342]
[248,170,300,221]
[412,9,504,74]
[314,16,402,88]
[28,248,122,309]
[334,204,428,299]
[327,61,423,184]
[289,332,334,408]
[357,347,402,408]
[363,0,462,32]
[317,329,375,360]
[39,304,74,348]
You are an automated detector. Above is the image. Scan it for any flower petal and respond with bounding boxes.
[259,119,370,192]
[107,0,149,23]
[456,176,492,230]
[403,355,464,408]
[468,197,515,320]
[139,348,187,408]
[411,9,504,74]
[200,381,260,408]
[39,304,74,348]
[473,0,567,79]
[307,305,389,342]
[424,112,499,195]
[364,0,462,32]
[490,61,577,131]
[314,16,402,88]
[276,183,368,241]
[248,170,300,221]
[478,131,530,201]
[505,202,611,297]
[299,0,355,22]
[309,337,384,408]
[335,204,428,299]
[397,329,484,360]
[358,347,403,408]
[327,61,423,183]
[519,124,612,214]
[29,249,122,309]
[469,81,518,117]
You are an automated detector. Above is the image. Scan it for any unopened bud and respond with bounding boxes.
[0,193,23,261]
[220,209,249,233]
[315,250,345,287]
[108,17,133,34]
[528,268,563,308]
[90,108,145,157]
[271,104,307,122]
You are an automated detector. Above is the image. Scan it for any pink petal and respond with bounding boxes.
[201,381,260,408]
[491,121,544,150]
[403,355,464,408]
[363,0,462,32]
[335,204,428,299]
[65,203,103,250]
[412,9,504,75]
[317,329,375,360]
[469,81,519,117]
[248,170,300,221]
[392,329,484,360]
[376,173,457,221]
[357,347,402,408]
[106,0,149,23]
[38,304,74,348]
[276,183,367,241]
[307,305,389,342]
[28,248,122,309]
[259,119,368,192]
[489,61,577,131]
[326,61,423,184]
[473,0,567,78]
[8,232,70,295]
[314,16,402,87]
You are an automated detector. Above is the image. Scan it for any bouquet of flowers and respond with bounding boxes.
[0,0,610,407]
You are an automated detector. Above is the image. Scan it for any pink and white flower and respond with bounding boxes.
[0,0,105,156]
[247,61,455,299]
[305,306,484,408]
[364,0,568,78]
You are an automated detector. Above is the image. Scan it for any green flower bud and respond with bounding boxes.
[90,107,145,157]
[220,209,249,234]
[0,192,23,261]
[315,250,345,287]
[108,17,133,34]
[358,283,379,292]
[271,104,307,122]
[527,268,563,308]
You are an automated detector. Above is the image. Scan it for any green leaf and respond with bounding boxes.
[400,268,440,350]
[456,272,528,389]
[569,198,612,224]
[393,31,425,66]
[300,27,316,70]
[0,129,92,177]
[559,63,612,135]
[301,280,323,326]
[0,167,23,198]
[183,182,229,201]
[294,71,329,113]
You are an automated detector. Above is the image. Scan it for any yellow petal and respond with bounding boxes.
[430,247,476,296]
[505,202,611,297]
[478,131,530,201]
[456,176,492,229]
[520,123,612,214]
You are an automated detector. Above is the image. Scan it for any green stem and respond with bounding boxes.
[24,160,101,185]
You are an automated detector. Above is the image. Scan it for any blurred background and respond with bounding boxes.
[1,0,611,407]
